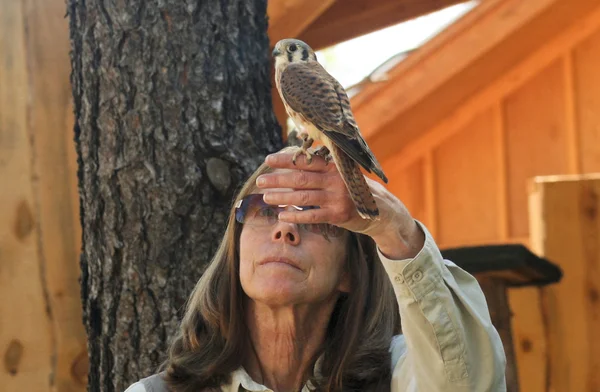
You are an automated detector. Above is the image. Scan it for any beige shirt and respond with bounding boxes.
[126,220,507,392]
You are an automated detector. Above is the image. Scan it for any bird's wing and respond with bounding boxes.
[279,62,388,183]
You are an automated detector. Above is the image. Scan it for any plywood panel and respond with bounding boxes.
[573,27,600,173]
[434,108,499,246]
[0,0,53,390]
[528,174,600,392]
[384,157,428,228]
[504,60,569,238]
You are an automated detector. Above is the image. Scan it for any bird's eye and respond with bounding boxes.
[288,44,297,53]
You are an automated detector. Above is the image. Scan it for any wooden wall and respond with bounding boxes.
[379,6,600,392]
[0,0,85,391]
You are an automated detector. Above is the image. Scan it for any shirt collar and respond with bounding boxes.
[225,356,324,392]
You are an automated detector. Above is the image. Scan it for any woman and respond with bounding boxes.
[125,147,507,392]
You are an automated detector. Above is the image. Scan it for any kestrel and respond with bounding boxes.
[272,38,388,220]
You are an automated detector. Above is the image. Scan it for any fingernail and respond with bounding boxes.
[263,193,272,202]
[278,212,290,221]
[256,176,266,186]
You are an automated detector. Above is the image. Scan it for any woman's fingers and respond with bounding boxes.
[278,208,335,224]
[257,169,338,190]
[265,151,332,172]
[258,148,367,228]
[263,190,335,208]
[267,191,357,226]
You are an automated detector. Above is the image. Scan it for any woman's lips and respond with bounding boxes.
[259,256,302,270]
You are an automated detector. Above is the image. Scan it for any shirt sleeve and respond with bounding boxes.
[378,220,507,392]
[123,382,146,392]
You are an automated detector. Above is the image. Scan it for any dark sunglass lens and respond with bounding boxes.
[237,194,283,226]
[236,194,263,224]
[253,206,278,225]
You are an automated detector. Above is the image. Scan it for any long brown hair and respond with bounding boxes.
[162,149,400,391]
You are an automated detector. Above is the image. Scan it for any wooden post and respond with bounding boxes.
[1,1,54,390]
[528,173,600,392]
[1,0,87,390]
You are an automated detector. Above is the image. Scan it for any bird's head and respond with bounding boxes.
[272,39,317,67]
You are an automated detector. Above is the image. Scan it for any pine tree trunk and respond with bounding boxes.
[67,1,282,390]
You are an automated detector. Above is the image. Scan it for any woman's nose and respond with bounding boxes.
[272,222,301,245]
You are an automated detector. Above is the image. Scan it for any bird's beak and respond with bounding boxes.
[272,47,281,57]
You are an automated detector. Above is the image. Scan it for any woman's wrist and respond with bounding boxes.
[366,191,425,260]
[371,218,425,260]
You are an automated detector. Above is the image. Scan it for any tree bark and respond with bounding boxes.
[67,1,282,391]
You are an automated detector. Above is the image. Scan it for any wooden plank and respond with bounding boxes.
[372,2,600,173]
[267,0,336,46]
[0,0,53,390]
[528,174,600,392]
[434,108,499,246]
[507,287,548,392]
[360,0,600,165]
[298,0,466,51]
[383,157,428,227]
[352,0,560,136]
[494,103,510,240]
[572,27,600,172]
[23,0,88,390]
[504,60,569,238]
[563,51,581,174]
[424,152,437,238]
[438,236,531,250]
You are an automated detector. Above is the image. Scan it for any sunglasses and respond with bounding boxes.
[234,193,345,239]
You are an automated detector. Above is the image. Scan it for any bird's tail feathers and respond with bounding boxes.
[331,145,380,220]
[356,134,388,183]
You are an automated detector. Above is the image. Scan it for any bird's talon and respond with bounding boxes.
[314,146,332,165]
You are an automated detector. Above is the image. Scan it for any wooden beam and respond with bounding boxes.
[0,0,53,390]
[298,0,466,50]
[368,0,600,168]
[563,51,581,174]
[25,0,88,389]
[528,174,600,392]
[354,0,600,161]
[351,0,529,121]
[424,151,438,238]
[267,0,336,46]
[494,102,510,240]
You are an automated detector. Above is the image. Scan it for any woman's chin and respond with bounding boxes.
[244,279,306,307]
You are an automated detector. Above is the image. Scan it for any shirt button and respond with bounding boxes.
[394,274,404,284]
[412,270,423,282]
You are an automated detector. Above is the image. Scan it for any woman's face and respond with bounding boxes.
[239,174,351,307]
